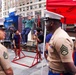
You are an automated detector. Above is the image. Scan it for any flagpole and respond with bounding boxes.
[41,17,47,75]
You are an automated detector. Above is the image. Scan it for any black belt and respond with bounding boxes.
[49,67,72,75]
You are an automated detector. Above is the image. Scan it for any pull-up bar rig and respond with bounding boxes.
[12,45,39,68]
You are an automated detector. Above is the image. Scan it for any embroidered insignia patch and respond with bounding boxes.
[60,44,68,56]
[3,52,8,59]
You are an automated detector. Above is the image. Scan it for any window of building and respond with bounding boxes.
[23,13,25,16]
[35,0,38,2]
[8,2,10,8]
[39,4,41,8]
[30,6,32,10]
[19,2,24,6]
[27,2,29,4]
[4,12,6,15]
[44,4,46,7]
[27,6,29,10]
[35,5,37,9]
[6,12,7,15]
[27,12,29,16]
[42,3,45,7]
[30,0,32,3]
[23,3,25,5]
[30,2,32,3]
[27,12,33,16]
[23,7,25,11]
[19,8,22,11]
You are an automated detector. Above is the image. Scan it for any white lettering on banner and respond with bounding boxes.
[7,20,13,22]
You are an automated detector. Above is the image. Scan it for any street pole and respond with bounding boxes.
[41,17,48,75]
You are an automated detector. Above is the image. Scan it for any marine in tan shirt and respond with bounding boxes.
[0,25,13,75]
[47,27,74,72]
[45,10,76,75]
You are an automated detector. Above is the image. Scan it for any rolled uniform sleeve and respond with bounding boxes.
[0,47,11,70]
[55,38,73,62]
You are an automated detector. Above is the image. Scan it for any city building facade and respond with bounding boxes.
[0,0,2,18]
[0,0,76,39]
[0,8,2,18]
[1,0,46,18]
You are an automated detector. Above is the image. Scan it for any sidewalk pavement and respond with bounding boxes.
[8,49,49,75]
